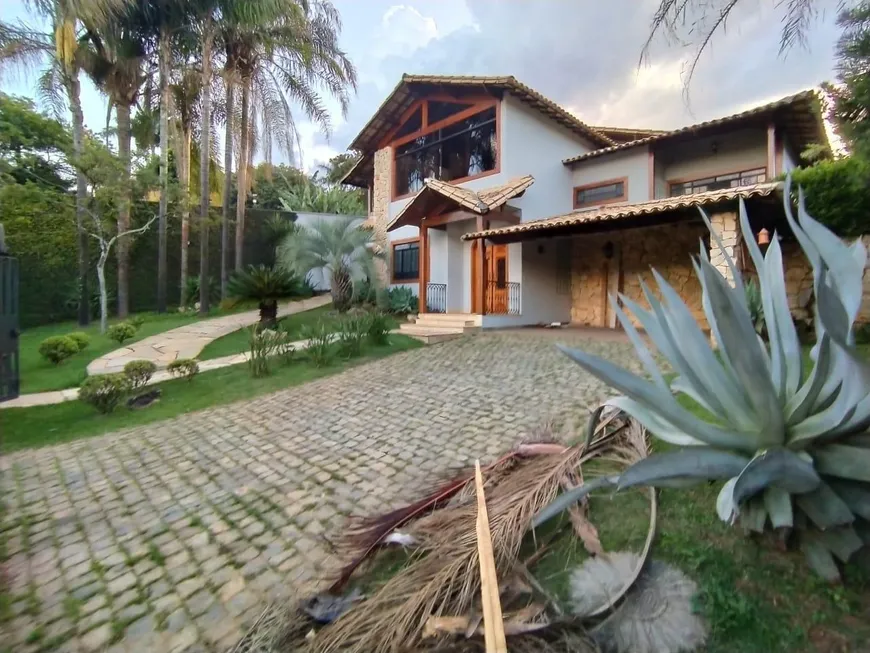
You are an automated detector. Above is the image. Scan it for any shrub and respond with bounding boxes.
[365,311,392,346]
[66,331,90,352]
[106,322,138,345]
[38,336,79,365]
[227,264,304,326]
[79,373,131,414]
[128,314,146,329]
[535,178,870,582]
[744,278,764,337]
[275,322,298,366]
[387,286,418,315]
[336,315,366,359]
[352,277,377,307]
[302,322,333,367]
[248,327,278,378]
[123,360,157,390]
[182,276,220,308]
[788,156,870,238]
[167,358,199,382]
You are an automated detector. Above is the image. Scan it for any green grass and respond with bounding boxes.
[18,307,255,394]
[197,305,399,361]
[1,335,421,451]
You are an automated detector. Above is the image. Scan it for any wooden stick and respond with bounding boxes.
[475,460,508,653]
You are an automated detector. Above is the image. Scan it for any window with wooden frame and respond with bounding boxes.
[668,167,767,196]
[387,97,500,199]
[573,178,628,209]
[391,238,420,283]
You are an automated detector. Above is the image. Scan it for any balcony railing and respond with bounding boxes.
[486,281,520,315]
[426,283,447,313]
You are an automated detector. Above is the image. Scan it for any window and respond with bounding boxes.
[669,168,767,196]
[393,105,498,197]
[392,239,419,282]
[394,107,422,139]
[573,178,627,208]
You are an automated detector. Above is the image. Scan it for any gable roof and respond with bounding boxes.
[348,75,615,153]
[388,175,535,231]
[587,125,669,144]
[462,182,780,241]
[563,90,826,166]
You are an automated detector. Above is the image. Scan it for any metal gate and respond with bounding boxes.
[0,252,20,402]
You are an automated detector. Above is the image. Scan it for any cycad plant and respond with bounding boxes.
[227,264,302,326]
[277,216,380,312]
[537,177,870,581]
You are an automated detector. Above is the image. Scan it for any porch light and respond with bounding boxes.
[757,228,770,246]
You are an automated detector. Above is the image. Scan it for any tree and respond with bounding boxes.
[76,135,156,332]
[0,93,72,188]
[216,0,357,293]
[249,162,308,209]
[197,1,216,315]
[277,216,381,312]
[826,2,870,158]
[0,0,122,326]
[79,6,147,317]
[278,178,365,214]
[642,0,827,90]
[315,152,358,186]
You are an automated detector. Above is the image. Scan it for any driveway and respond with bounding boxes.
[1,331,639,652]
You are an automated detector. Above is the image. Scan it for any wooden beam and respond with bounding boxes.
[474,216,486,314]
[419,221,429,313]
[474,461,507,653]
[767,123,777,179]
[647,147,656,200]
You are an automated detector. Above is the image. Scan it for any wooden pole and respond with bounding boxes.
[474,460,507,653]
[419,221,428,314]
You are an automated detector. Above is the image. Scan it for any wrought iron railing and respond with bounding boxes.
[486,281,520,315]
[426,283,447,313]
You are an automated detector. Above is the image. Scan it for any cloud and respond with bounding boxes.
[329,0,841,151]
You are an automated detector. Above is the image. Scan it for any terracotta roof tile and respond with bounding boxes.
[349,75,614,153]
[387,175,535,231]
[563,90,823,165]
[462,182,781,241]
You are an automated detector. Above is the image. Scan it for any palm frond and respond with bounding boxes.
[36,58,67,119]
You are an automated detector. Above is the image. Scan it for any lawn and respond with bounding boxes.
[1,334,421,452]
[18,312,209,394]
[198,305,400,360]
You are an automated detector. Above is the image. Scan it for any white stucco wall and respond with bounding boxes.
[571,147,651,203]
[446,221,468,312]
[427,229,448,285]
[658,128,768,185]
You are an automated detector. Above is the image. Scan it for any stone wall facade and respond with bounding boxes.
[571,221,707,327]
[709,211,737,286]
[371,146,392,285]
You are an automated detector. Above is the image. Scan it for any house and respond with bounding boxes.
[343,74,829,337]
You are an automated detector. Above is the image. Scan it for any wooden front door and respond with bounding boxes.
[485,244,508,314]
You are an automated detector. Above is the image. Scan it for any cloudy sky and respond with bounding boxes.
[4,0,844,171]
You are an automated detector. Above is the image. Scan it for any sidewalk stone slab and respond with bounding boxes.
[3,331,637,651]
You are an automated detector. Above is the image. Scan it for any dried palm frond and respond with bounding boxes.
[313,448,587,653]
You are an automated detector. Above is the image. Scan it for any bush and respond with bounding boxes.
[182,276,220,308]
[106,322,138,345]
[123,360,157,390]
[302,322,334,367]
[78,373,131,414]
[387,286,418,315]
[128,314,146,329]
[352,277,377,307]
[38,336,79,365]
[248,327,278,378]
[66,331,91,352]
[365,311,392,346]
[227,264,305,326]
[788,156,870,238]
[167,358,199,382]
[336,315,366,359]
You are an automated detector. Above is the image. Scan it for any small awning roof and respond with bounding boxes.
[388,175,535,231]
[462,182,781,241]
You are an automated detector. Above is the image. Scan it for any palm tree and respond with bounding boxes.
[217,0,357,290]
[0,0,123,325]
[79,8,146,317]
[277,216,380,312]
[197,3,216,314]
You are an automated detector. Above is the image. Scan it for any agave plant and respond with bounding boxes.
[745,277,765,337]
[536,177,870,581]
[227,264,303,326]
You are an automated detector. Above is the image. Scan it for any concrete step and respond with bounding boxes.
[415,318,478,330]
[397,323,464,345]
[416,312,482,326]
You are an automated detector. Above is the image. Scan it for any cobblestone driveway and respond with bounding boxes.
[2,332,638,652]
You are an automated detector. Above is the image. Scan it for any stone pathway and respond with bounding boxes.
[86,295,331,376]
[1,331,640,652]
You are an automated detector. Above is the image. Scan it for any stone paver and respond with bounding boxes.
[86,295,331,375]
[1,331,638,652]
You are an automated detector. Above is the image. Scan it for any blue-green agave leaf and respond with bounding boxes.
[761,236,802,398]
[827,479,870,521]
[732,449,820,505]
[740,498,768,533]
[817,526,864,563]
[558,345,755,451]
[814,444,870,483]
[795,482,855,530]
[698,205,745,294]
[763,487,793,528]
[608,294,668,391]
[605,397,706,447]
[786,335,832,426]
[531,475,618,528]
[616,449,750,490]
[800,533,842,582]
[717,477,738,523]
